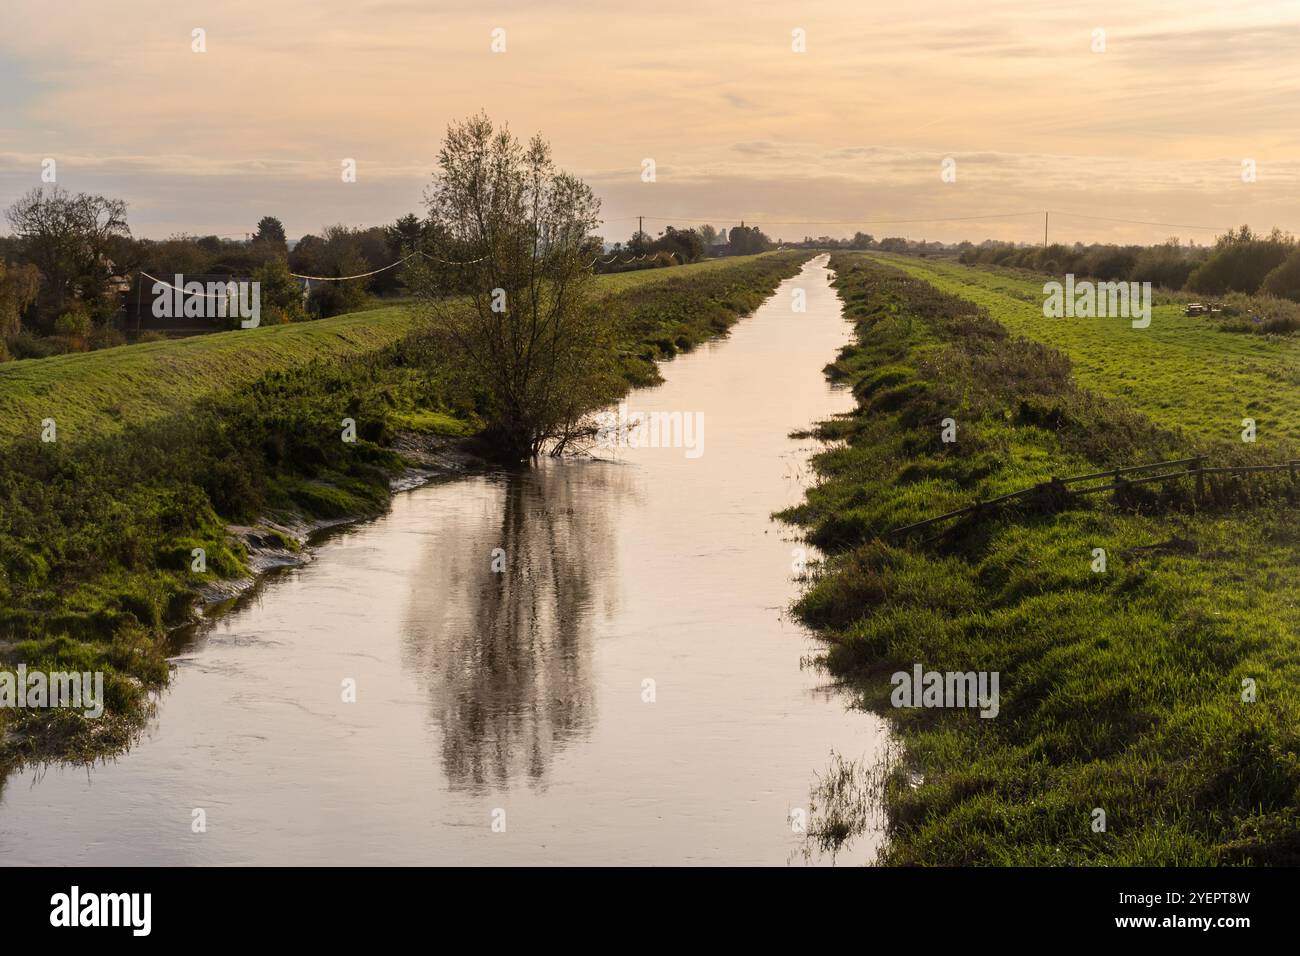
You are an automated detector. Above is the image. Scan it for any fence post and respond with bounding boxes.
[1194,455,1206,499]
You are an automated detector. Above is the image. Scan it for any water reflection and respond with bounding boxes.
[401,462,628,791]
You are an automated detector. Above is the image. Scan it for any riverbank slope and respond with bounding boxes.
[785,254,1300,865]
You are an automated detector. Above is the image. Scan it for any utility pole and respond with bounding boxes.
[1044,211,1049,249]
[638,215,643,240]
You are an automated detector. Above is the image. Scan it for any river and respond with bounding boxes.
[0,254,887,865]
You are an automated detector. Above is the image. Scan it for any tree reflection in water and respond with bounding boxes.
[401,460,629,792]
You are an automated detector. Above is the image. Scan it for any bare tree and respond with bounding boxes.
[4,186,130,321]
[412,114,611,464]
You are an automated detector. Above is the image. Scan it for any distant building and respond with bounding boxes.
[295,277,329,303]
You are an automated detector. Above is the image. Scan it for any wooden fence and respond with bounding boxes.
[888,455,1300,538]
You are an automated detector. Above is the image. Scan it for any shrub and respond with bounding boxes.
[54,307,92,341]
[1131,242,1198,289]
[1081,246,1138,281]
[1261,249,1300,302]
[88,325,126,351]
[1187,228,1292,295]
[5,329,64,359]
[253,257,308,325]
[1216,292,1300,334]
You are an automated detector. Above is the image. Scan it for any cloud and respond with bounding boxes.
[1,0,1298,240]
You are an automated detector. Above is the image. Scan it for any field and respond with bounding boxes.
[786,254,1300,865]
[877,254,1300,451]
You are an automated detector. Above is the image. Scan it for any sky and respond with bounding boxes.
[2,0,1298,245]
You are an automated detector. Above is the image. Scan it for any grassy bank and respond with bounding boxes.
[786,254,1300,865]
[0,254,790,447]
[0,251,812,771]
[876,254,1300,448]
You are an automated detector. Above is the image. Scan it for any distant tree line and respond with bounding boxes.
[784,224,1300,312]
[0,187,455,360]
[956,226,1300,300]
[0,179,794,363]
[784,232,964,256]
[12,179,1297,359]
[596,222,776,273]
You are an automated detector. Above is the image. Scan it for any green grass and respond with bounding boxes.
[0,308,418,446]
[875,254,1300,450]
[788,254,1300,866]
[387,408,476,437]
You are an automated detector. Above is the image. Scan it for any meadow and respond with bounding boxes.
[786,254,1300,865]
[877,254,1300,451]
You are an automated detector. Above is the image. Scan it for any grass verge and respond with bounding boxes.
[875,254,1300,449]
[784,254,1300,865]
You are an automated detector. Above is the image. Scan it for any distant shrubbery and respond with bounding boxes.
[1214,291,1300,334]
[595,222,776,274]
[959,237,1205,286]
[957,226,1300,303]
[1186,227,1291,294]
[941,226,1300,334]
[1261,247,1300,300]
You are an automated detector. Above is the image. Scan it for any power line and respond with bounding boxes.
[287,251,424,282]
[135,250,489,287]
[588,252,679,267]
[1044,210,1229,232]
[139,271,236,299]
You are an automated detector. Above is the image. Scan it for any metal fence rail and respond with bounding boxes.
[888,455,1300,538]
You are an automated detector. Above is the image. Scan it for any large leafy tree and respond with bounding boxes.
[725,223,773,256]
[254,216,288,247]
[650,225,704,263]
[385,213,426,258]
